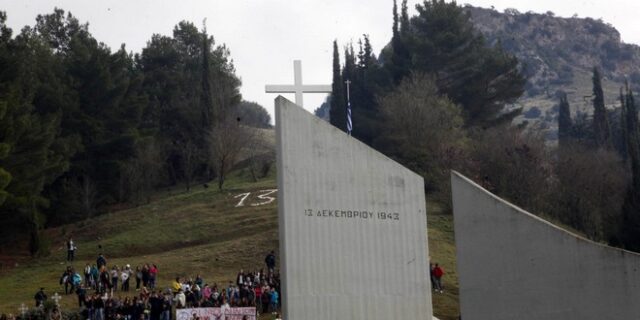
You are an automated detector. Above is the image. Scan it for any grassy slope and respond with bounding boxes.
[0,170,459,319]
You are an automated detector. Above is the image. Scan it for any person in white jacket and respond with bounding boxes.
[174,289,186,308]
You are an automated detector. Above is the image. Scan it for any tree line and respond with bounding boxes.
[326,0,640,250]
[0,9,272,255]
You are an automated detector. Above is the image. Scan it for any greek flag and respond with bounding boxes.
[347,101,353,134]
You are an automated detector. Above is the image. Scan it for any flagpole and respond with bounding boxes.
[345,80,352,136]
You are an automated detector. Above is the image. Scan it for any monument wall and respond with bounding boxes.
[276,97,432,320]
[452,171,640,320]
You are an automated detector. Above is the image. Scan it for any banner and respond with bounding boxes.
[176,307,256,320]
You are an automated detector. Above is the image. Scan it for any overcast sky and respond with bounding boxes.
[4,0,640,120]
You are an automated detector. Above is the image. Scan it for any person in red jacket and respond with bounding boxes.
[433,263,444,293]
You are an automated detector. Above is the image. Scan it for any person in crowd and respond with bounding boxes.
[66,237,76,262]
[429,263,436,290]
[172,277,182,294]
[99,266,111,294]
[254,283,262,311]
[269,287,279,312]
[148,291,163,320]
[94,293,105,320]
[211,286,220,305]
[220,297,230,319]
[84,263,92,286]
[34,287,47,307]
[194,284,203,306]
[264,251,276,273]
[132,296,144,320]
[75,285,86,307]
[90,264,99,289]
[186,286,197,308]
[142,264,150,288]
[60,266,72,294]
[149,264,158,289]
[71,271,82,291]
[236,269,244,287]
[433,263,445,293]
[195,274,204,288]
[174,288,186,309]
[161,292,172,320]
[135,266,143,290]
[110,266,119,293]
[96,253,107,268]
[202,283,212,302]
[121,297,133,320]
[261,286,270,314]
[121,265,131,292]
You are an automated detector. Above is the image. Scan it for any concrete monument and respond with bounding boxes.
[452,171,640,320]
[276,97,433,319]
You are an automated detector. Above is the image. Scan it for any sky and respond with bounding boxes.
[3,0,640,122]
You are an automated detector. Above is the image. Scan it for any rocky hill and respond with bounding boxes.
[465,6,640,140]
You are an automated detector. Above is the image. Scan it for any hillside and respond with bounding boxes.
[466,6,640,140]
[0,168,460,319]
[0,170,279,316]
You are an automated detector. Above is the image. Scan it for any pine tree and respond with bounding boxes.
[558,94,572,145]
[621,87,640,250]
[592,67,611,148]
[410,0,525,127]
[351,35,379,145]
[0,14,71,254]
[201,20,214,128]
[389,0,411,84]
[392,0,399,37]
[620,87,629,159]
[400,0,410,35]
[329,40,346,131]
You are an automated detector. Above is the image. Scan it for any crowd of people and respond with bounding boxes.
[10,239,448,320]
[58,253,160,297]
[22,249,281,320]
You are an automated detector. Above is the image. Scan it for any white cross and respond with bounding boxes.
[19,303,28,316]
[265,60,332,107]
[52,292,62,306]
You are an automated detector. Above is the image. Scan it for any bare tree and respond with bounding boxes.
[78,174,98,219]
[466,126,552,215]
[122,138,165,204]
[208,116,254,190]
[554,145,627,241]
[177,140,200,192]
[376,73,467,206]
[246,129,275,182]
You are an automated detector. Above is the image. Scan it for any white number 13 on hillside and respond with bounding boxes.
[234,189,277,207]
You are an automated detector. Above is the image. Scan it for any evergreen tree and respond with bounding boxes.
[201,21,214,128]
[388,0,411,84]
[351,35,379,145]
[0,18,70,253]
[592,67,611,148]
[558,94,572,145]
[621,87,640,250]
[619,87,629,159]
[400,0,410,34]
[392,0,399,37]
[409,0,525,127]
[329,40,346,131]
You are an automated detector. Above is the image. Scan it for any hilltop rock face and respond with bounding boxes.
[465,6,640,140]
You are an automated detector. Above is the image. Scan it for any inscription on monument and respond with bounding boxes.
[303,208,400,221]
